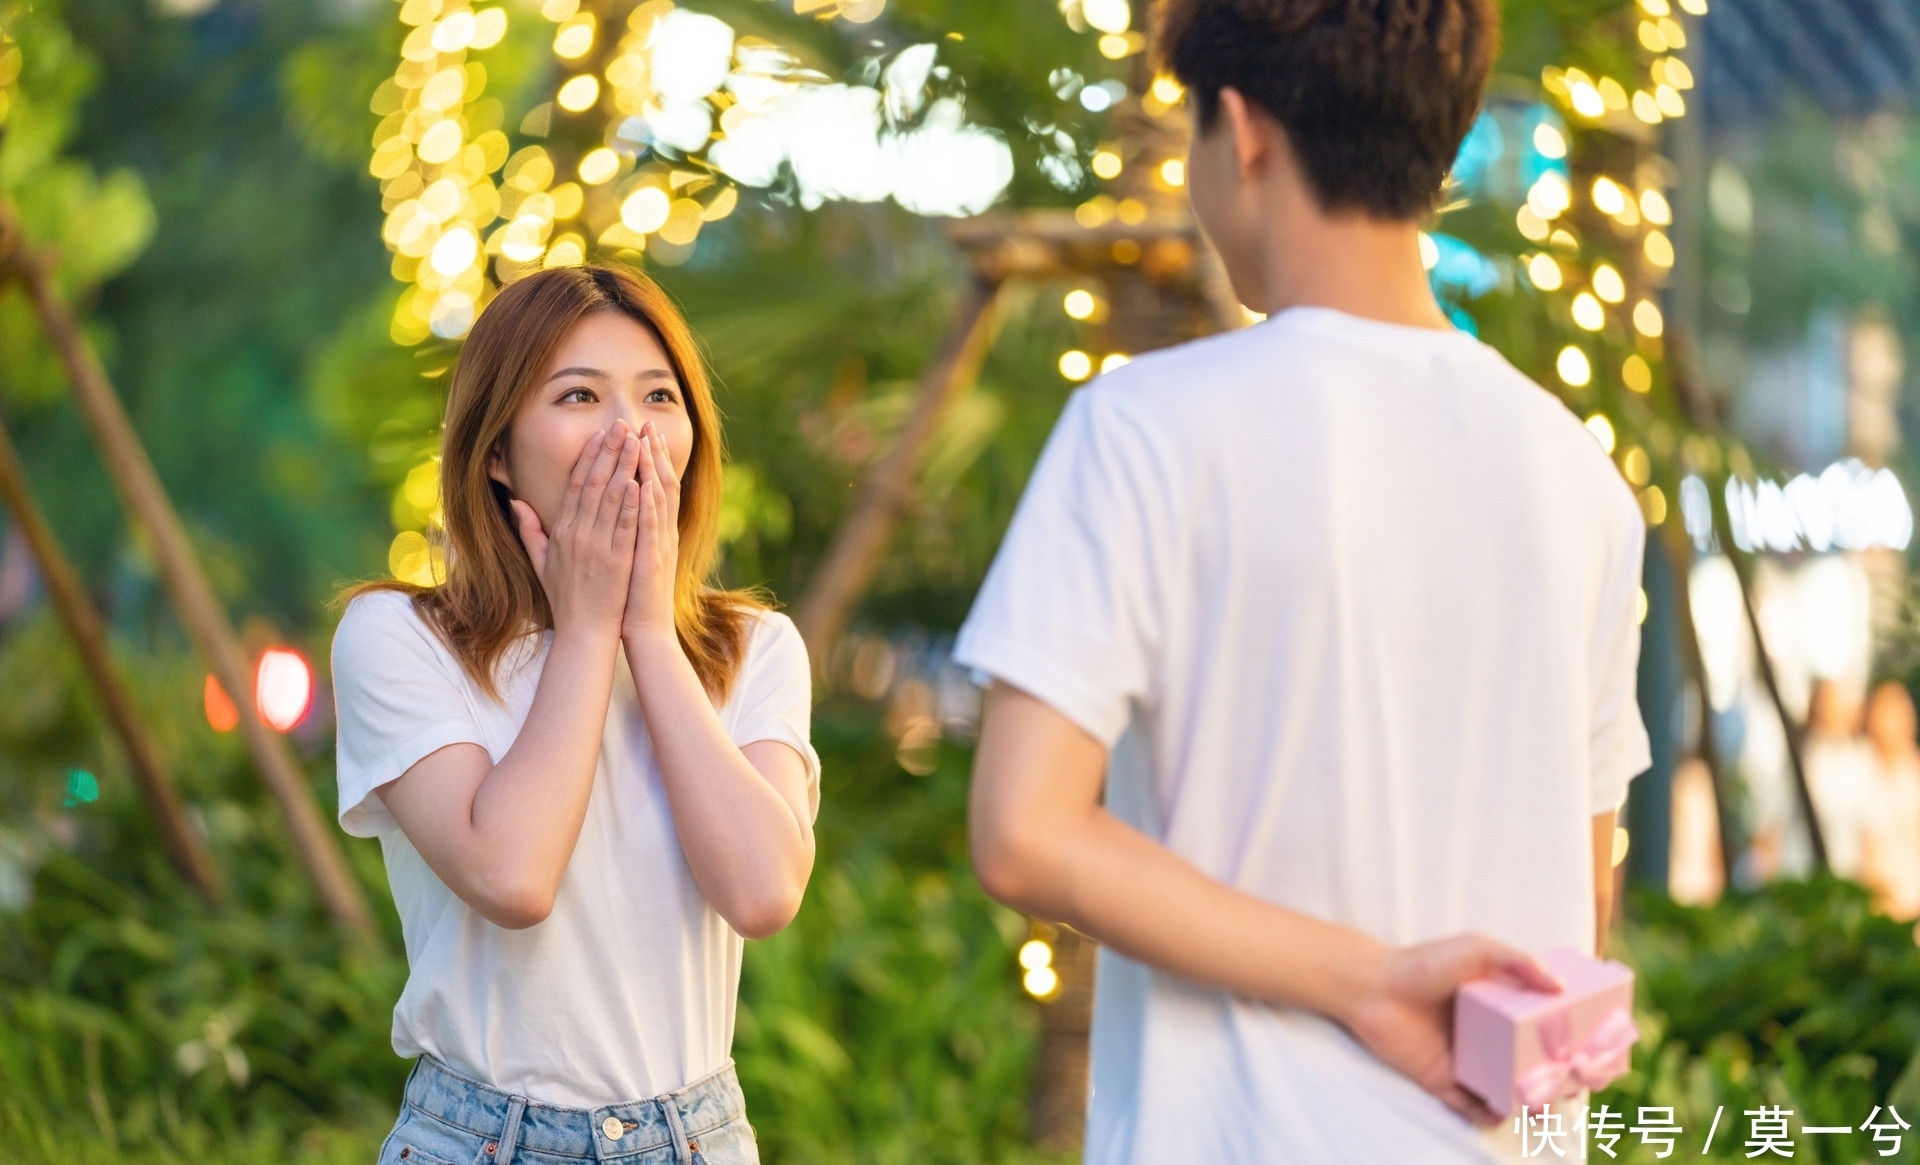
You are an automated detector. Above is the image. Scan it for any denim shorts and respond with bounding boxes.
[376,1055,760,1165]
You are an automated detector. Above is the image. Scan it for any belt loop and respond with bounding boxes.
[492,1095,528,1165]
[659,1093,692,1164]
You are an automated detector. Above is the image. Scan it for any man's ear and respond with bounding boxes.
[1217,87,1272,185]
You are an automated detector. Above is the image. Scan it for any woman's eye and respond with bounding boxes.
[646,388,679,404]
[558,387,597,404]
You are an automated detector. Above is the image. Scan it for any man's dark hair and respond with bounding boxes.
[1156,0,1499,220]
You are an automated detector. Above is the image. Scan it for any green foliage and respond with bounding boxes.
[1599,879,1920,1162]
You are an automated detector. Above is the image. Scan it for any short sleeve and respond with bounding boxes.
[330,592,489,838]
[727,611,822,821]
[1588,501,1654,814]
[953,386,1171,747]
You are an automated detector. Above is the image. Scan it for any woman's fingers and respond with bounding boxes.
[559,428,607,532]
[643,424,679,494]
[594,432,642,535]
[509,499,549,578]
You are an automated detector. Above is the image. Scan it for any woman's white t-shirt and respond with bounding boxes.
[331,591,819,1108]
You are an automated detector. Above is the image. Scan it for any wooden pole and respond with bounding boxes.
[1659,521,1741,888]
[0,206,376,936]
[793,274,1005,673]
[0,410,225,903]
[1726,546,1830,873]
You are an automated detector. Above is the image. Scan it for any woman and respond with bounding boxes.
[332,264,817,1165]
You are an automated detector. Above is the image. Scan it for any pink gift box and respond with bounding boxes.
[1452,946,1639,1119]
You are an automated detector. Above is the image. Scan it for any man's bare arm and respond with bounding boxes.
[1592,809,1618,954]
[968,682,1561,1125]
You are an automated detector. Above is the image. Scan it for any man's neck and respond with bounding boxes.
[1258,203,1451,331]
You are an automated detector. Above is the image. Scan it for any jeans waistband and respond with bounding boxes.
[404,1055,747,1163]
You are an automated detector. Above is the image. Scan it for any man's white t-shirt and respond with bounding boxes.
[331,591,819,1108]
[954,307,1651,1164]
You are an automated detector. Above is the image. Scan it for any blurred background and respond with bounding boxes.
[4,0,1920,1161]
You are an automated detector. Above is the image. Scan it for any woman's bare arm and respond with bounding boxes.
[620,424,814,939]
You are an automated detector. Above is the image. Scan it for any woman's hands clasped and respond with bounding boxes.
[509,421,644,638]
[508,419,681,643]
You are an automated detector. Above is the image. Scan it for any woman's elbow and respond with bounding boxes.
[468,867,558,930]
[726,879,807,940]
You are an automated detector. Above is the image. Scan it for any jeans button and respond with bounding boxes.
[602,1115,625,1141]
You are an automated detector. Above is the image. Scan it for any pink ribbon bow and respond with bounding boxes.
[1514,1006,1640,1108]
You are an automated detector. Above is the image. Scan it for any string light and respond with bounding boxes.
[1558,346,1593,388]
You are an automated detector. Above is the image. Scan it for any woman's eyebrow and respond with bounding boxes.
[543,365,609,384]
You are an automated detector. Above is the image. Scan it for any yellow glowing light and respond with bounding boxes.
[541,0,579,20]
[1075,195,1116,228]
[399,0,442,25]
[1591,177,1627,217]
[1634,299,1665,337]
[500,215,550,262]
[1644,230,1675,268]
[579,148,620,185]
[1559,346,1593,388]
[1631,90,1662,124]
[1150,75,1183,105]
[1597,77,1628,110]
[1550,227,1579,252]
[1585,412,1616,453]
[620,186,671,234]
[419,66,466,111]
[471,7,508,49]
[1663,58,1694,89]
[404,460,440,513]
[429,226,478,275]
[1528,172,1571,220]
[1622,446,1651,486]
[1516,206,1550,242]
[658,198,703,245]
[1101,353,1130,373]
[1091,149,1123,180]
[1678,0,1706,13]
[1568,80,1605,118]
[431,10,476,52]
[1063,289,1097,319]
[1526,253,1563,291]
[389,530,445,586]
[1638,20,1667,51]
[1419,232,1439,271]
[1623,354,1653,393]
[1640,188,1672,225]
[543,233,585,267]
[1023,965,1059,998]
[1082,0,1131,35]
[1634,590,1649,627]
[550,182,584,221]
[1098,33,1130,59]
[553,13,595,59]
[1159,158,1185,187]
[1642,484,1668,525]
[418,120,464,164]
[1059,350,1093,381]
[1116,198,1145,224]
[1019,940,1052,971]
[1592,264,1625,303]
[1658,17,1686,47]
[1532,123,1567,159]
[1655,84,1685,118]
[1571,292,1606,331]
[556,74,600,113]
[1639,0,1671,14]
[418,177,463,223]
[701,185,739,222]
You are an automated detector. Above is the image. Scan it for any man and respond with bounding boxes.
[953,0,1650,1160]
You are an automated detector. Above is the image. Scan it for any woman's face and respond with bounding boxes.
[488,310,695,533]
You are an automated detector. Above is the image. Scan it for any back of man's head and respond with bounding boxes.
[1156,0,1500,221]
